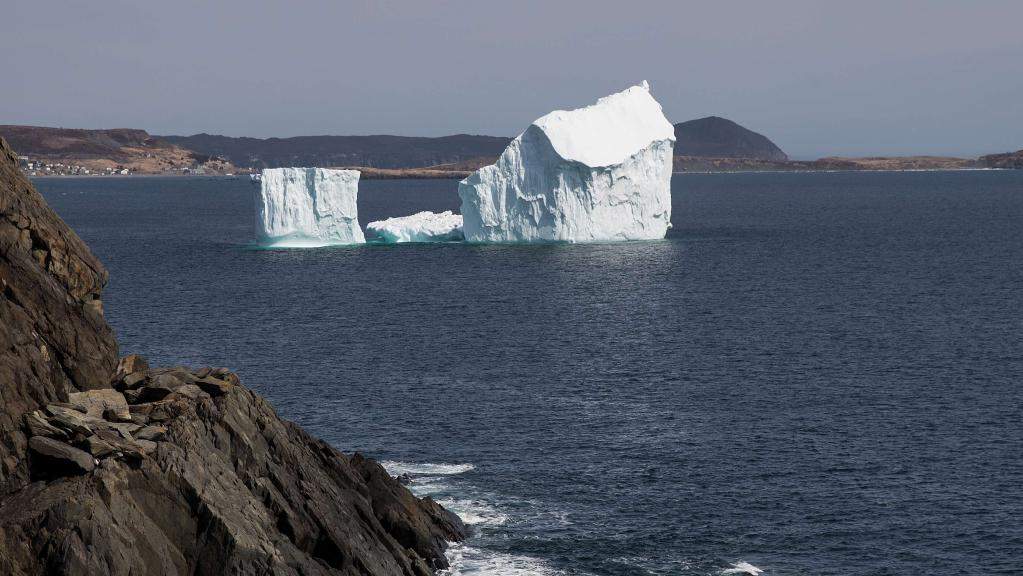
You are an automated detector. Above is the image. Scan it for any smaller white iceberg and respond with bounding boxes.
[366,211,464,243]
[255,167,365,247]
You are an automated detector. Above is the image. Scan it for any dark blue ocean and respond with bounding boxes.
[37,172,1023,576]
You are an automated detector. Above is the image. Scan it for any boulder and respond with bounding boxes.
[194,375,233,397]
[103,407,133,423]
[28,436,96,477]
[151,367,198,385]
[83,436,117,458]
[49,402,87,414]
[137,374,179,402]
[135,425,167,442]
[101,422,141,438]
[121,371,147,389]
[44,405,95,436]
[134,439,158,454]
[114,354,149,381]
[68,389,130,421]
[129,400,181,423]
[23,411,68,440]
[168,383,206,400]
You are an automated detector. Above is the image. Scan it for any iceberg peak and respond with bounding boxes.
[532,81,675,168]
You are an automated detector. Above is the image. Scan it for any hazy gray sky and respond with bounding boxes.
[4,0,1021,157]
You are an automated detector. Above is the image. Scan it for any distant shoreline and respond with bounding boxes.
[29,166,1012,181]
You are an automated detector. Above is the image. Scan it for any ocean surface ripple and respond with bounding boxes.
[37,171,1023,575]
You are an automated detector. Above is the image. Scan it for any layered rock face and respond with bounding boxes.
[256,168,366,247]
[458,81,675,242]
[0,137,465,575]
[366,211,464,243]
[0,137,117,489]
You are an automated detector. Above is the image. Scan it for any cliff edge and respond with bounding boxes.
[0,136,465,575]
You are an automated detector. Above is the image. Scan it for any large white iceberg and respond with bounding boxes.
[366,211,464,243]
[458,81,675,243]
[255,167,366,246]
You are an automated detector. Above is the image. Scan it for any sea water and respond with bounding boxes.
[37,171,1023,575]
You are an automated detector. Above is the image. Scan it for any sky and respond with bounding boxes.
[4,0,1022,158]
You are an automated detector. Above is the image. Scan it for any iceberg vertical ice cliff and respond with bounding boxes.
[255,167,366,246]
[458,81,675,243]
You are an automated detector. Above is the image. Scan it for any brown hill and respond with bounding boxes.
[674,116,788,161]
[0,125,236,174]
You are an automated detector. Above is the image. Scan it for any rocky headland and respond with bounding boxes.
[0,135,465,574]
[979,149,1023,169]
[674,116,789,161]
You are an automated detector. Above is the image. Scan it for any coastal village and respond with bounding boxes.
[16,155,225,177]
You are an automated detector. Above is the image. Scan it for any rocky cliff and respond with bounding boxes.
[980,149,1023,169]
[0,136,465,575]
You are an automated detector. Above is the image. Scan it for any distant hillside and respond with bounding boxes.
[0,125,234,175]
[674,155,978,173]
[166,117,787,169]
[159,133,513,170]
[0,125,172,157]
[979,149,1023,169]
[8,122,1008,177]
[674,116,788,161]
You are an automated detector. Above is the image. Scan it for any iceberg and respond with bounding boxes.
[366,210,464,243]
[255,167,366,247]
[458,81,675,243]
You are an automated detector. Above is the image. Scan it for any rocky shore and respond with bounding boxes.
[0,136,466,574]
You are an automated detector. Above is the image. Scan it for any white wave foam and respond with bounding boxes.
[722,561,764,575]
[380,461,476,476]
[404,476,448,493]
[436,498,508,527]
[440,543,564,576]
